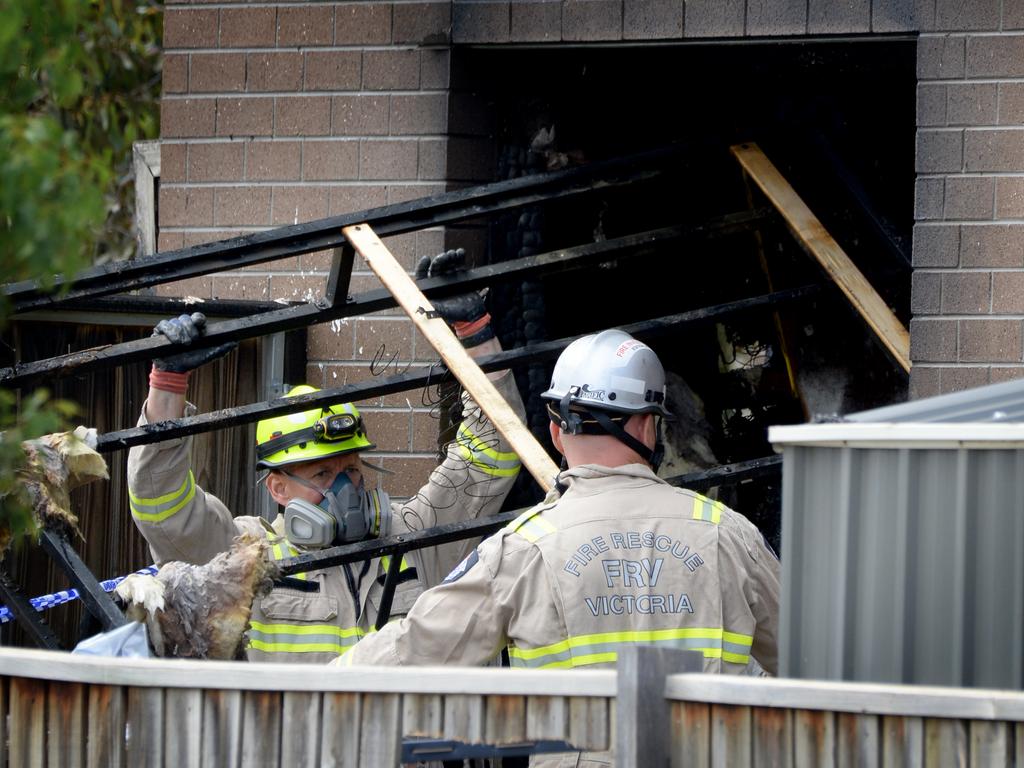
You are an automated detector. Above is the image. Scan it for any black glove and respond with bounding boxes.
[152,313,237,373]
[415,249,494,346]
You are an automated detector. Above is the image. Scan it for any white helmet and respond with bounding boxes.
[541,329,671,418]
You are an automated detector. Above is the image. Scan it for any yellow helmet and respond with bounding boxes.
[255,385,374,469]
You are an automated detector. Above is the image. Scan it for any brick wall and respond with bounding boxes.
[911,3,1024,396]
[159,2,454,495]
[159,0,1017,492]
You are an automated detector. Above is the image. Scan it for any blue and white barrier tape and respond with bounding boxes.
[0,566,159,624]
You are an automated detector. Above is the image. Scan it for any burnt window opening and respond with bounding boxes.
[451,39,916,549]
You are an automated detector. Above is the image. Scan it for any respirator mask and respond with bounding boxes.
[284,471,391,549]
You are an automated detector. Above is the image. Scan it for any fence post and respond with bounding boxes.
[617,646,703,768]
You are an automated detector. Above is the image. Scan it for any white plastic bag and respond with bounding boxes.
[72,621,152,658]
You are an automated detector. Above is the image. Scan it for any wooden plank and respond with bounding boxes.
[240,691,281,767]
[753,706,792,768]
[126,687,164,767]
[794,709,835,768]
[710,704,752,768]
[923,718,966,767]
[321,692,361,768]
[202,689,243,767]
[47,680,85,768]
[443,693,485,743]
[10,677,46,767]
[343,222,560,492]
[1016,722,1024,767]
[86,684,125,768]
[485,694,527,745]
[281,692,322,768]
[164,688,202,767]
[731,142,910,373]
[526,695,569,742]
[402,693,442,738]
[359,693,401,767]
[837,713,879,768]
[568,696,607,752]
[968,720,1010,767]
[882,715,923,767]
[671,701,709,768]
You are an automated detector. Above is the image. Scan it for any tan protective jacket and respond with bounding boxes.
[126,372,524,664]
[343,463,780,675]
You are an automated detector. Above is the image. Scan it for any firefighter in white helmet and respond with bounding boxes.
[339,330,781,722]
[127,250,525,662]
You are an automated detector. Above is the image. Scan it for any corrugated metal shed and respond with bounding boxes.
[769,378,1024,690]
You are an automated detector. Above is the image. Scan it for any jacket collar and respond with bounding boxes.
[557,462,667,490]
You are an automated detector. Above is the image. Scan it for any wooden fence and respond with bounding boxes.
[1,645,1023,766]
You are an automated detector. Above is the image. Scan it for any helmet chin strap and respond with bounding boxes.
[586,408,664,473]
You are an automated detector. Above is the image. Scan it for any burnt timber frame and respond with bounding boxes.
[1,146,836,643]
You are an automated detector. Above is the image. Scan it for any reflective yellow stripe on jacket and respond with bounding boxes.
[248,621,368,654]
[692,494,726,524]
[129,471,196,523]
[266,529,307,580]
[506,507,558,544]
[508,628,754,669]
[455,423,522,478]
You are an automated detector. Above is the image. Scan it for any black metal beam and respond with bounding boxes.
[1,209,773,390]
[38,529,127,632]
[0,568,62,650]
[16,294,301,320]
[278,511,521,576]
[277,455,786,577]
[6,145,691,313]
[664,455,782,492]
[94,284,820,454]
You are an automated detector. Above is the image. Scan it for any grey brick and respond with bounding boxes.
[363,49,421,90]
[913,223,960,267]
[946,82,997,126]
[943,176,994,220]
[390,93,448,135]
[746,0,807,35]
[453,2,511,43]
[909,318,958,363]
[418,138,447,180]
[511,0,562,41]
[331,95,389,136]
[808,0,869,34]
[917,35,965,80]
[393,2,452,44]
[909,366,941,399]
[917,83,946,127]
[960,224,1024,267]
[910,270,942,314]
[421,50,451,89]
[940,271,991,314]
[999,83,1024,126]
[1006,0,1024,29]
[992,272,1024,314]
[996,177,1024,219]
[990,367,1024,384]
[964,129,1024,173]
[335,4,392,45]
[359,139,419,180]
[684,0,744,36]
[872,0,919,33]
[916,177,945,220]
[939,366,991,393]
[966,34,1024,77]
[563,0,623,41]
[935,0,999,30]
[915,130,963,173]
[624,0,683,39]
[960,319,1022,362]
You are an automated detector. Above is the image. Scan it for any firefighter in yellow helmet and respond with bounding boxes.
[336,329,780,766]
[127,250,525,663]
